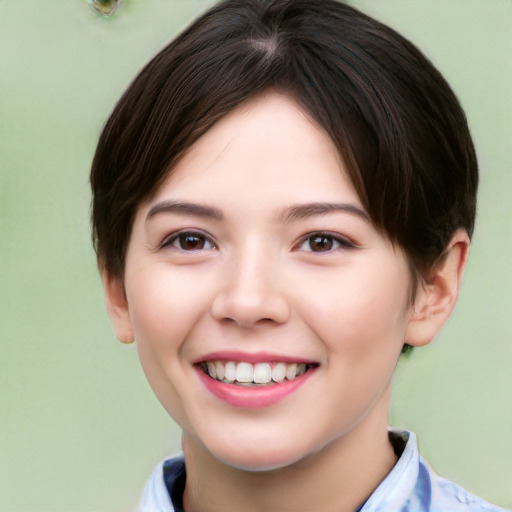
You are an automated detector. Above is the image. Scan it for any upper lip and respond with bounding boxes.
[194,350,317,365]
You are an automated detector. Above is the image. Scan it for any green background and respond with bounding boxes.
[1,1,510,510]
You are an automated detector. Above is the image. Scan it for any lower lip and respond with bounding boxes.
[195,366,315,409]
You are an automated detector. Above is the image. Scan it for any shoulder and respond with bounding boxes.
[365,430,508,512]
[136,454,185,512]
[419,458,509,512]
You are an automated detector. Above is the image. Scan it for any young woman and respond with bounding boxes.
[90,1,506,510]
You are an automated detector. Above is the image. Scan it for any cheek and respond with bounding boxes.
[129,284,175,346]
[126,267,207,346]
[124,269,205,427]
[297,260,411,354]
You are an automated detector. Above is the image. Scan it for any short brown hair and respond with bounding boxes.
[91,0,477,286]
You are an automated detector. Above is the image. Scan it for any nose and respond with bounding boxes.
[210,247,291,328]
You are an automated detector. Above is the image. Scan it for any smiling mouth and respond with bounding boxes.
[199,361,316,386]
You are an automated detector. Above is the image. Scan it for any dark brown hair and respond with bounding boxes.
[91,0,477,304]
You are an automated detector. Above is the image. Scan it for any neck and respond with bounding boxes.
[181,393,397,512]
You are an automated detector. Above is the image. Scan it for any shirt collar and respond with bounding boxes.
[361,429,420,512]
[140,428,421,512]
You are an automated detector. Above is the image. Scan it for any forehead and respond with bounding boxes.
[146,93,360,210]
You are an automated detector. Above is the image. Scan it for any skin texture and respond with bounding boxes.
[103,93,469,512]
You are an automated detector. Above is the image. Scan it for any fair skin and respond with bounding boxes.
[103,93,469,512]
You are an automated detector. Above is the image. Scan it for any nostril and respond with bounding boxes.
[210,277,291,327]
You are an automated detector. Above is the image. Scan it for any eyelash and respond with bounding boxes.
[161,230,217,251]
[160,231,355,253]
[295,232,356,253]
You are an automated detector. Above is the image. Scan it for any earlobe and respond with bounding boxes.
[405,229,470,347]
[101,270,135,344]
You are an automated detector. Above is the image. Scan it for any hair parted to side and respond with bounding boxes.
[91,0,478,353]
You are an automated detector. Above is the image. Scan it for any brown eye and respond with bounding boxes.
[179,234,207,250]
[308,235,334,252]
[163,232,216,251]
[297,233,355,253]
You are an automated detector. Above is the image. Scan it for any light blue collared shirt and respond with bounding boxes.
[138,429,509,511]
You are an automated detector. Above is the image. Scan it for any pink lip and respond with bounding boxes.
[194,350,315,365]
[195,364,317,409]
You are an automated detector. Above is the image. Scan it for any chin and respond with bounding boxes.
[207,437,310,473]
[218,452,300,472]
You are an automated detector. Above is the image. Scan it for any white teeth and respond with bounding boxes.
[224,361,236,382]
[253,363,272,384]
[285,363,297,380]
[271,362,286,383]
[202,360,312,385]
[207,362,216,379]
[236,362,254,383]
[215,361,225,380]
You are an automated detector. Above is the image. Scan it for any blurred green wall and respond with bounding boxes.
[1,1,510,510]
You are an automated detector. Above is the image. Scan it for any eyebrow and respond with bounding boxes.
[145,200,369,224]
[146,200,224,222]
[279,202,370,222]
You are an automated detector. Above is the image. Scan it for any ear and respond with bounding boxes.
[101,270,135,344]
[405,229,470,347]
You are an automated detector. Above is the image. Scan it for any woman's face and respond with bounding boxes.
[116,93,414,470]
